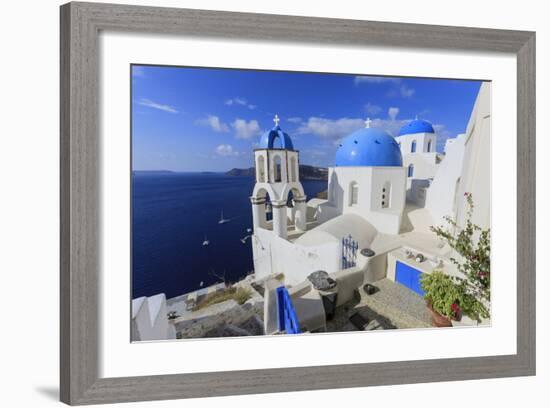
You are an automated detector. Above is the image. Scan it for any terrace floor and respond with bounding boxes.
[325,278,432,332]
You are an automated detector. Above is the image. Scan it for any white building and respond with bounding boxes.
[131,293,176,341]
[251,117,407,284]
[316,120,407,234]
[250,82,491,313]
[395,117,442,205]
[250,114,307,239]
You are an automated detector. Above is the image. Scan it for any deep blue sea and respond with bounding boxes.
[132,173,326,299]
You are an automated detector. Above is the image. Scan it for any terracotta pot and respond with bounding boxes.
[427,302,452,327]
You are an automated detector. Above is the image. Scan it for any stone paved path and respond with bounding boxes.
[326,278,432,332]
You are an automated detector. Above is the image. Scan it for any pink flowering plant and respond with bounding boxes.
[421,193,491,322]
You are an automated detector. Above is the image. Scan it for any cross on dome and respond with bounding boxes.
[273,114,280,127]
[364,117,372,128]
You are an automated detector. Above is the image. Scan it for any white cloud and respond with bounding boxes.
[196,115,229,133]
[137,98,178,114]
[354,76,400,85]
[287,117,303,124]
[388,107,400,121]
[369,118,407,137]
[232,119,262,139]
[433,124,454,151]
[400,85,415,98]
[355,75,415,99]
[296,117,364,140]
[215,144,239,157]
[225,97,246,106]
[288,112,452,153]
[365,103,382,116]
[225,97,256,110]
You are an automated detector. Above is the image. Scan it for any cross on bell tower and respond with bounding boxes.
[273,114,280,127]
[364,117,372,128]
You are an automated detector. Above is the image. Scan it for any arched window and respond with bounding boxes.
[411,140,417,153]
[408,164,414,178]
[286,189,295,208]
[257,156,265,182]
[427,140,432,152]
[290,156,297,182]
[265,193,273,222]
[349,181,359,206]
[381,182,391,208]
[274,155,282,182]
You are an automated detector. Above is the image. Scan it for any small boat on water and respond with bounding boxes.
[202,234,210,246]
[240,235,251,244]
[218,210,231,224]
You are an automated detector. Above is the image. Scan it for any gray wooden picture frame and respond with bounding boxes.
[60,2,536,405]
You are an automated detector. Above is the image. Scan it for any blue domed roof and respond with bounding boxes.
[258,125,294,150]
[335,127,403,167]
[398,119,435,136]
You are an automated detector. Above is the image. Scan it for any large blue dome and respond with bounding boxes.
[335,127,402,167]
[258,125,294,150]
[398,119,435,136]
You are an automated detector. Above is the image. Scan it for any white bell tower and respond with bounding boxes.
[250,115,307,239]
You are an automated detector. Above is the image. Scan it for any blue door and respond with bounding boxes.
[395,261,425,296]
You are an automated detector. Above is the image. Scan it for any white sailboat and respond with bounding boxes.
[218,210,230,224]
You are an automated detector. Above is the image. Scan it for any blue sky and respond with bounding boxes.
[131,65,483,171]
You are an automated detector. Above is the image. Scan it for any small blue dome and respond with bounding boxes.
[335,128,402,167]
[398,119,435,136]
[258,125,294,150]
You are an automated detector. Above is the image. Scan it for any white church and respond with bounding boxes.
[249,82,490,330]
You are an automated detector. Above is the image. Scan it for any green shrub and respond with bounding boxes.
[425,193,491,322]
[421,271,462,320]
[194,286,251,311]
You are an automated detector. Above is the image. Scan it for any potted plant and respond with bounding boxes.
[422,193,491,326]
[421,271,462,326]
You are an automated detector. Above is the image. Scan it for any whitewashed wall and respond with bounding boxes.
[455,82,492,230]
[131,294,176,341]
[425,134,466,225]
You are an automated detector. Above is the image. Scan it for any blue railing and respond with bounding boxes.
[342,234,358,269]
[276,286,300,334]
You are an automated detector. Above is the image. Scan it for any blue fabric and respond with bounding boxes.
[276,286,300,334]
[398,119,435,136]
[335,128,403,167]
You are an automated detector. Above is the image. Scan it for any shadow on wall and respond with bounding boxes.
[400,210,415,233]
[329,171,344,209]
[364,253,388,283]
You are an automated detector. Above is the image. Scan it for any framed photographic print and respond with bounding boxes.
[60,2,536,405]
